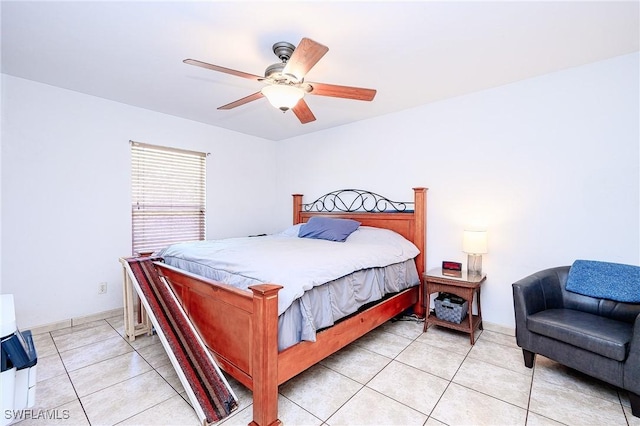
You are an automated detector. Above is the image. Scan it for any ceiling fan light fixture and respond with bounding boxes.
[261,85,304,111]
[185,37,374,123]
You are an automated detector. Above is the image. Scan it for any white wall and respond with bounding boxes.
[1,75,279,328]
[276,53,640,329]
[2,53,638,331]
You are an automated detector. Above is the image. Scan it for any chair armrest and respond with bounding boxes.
[512,266,569,348]
[624,313,640,395]
[512,266,568,314]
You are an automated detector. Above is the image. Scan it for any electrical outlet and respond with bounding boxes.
[98,282,108,294]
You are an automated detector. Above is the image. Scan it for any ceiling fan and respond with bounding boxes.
[183,38,377,124]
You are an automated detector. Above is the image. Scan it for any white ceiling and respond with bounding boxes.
[2,1,638,141]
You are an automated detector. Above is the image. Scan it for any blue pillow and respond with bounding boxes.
[298,217,361,242]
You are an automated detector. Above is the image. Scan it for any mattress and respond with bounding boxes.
[158,225,420,350]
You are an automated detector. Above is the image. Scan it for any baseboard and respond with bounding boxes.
[30,308,124,335]
[482,321,515,336]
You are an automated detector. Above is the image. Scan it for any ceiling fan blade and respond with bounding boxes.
[292,99,316,124]
[307,82,377,101]
[282,38,329,81]
[217,92,264,110]
[184,59,262,81]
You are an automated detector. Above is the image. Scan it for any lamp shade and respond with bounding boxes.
[261,85,304,111]
[462,230,488,254]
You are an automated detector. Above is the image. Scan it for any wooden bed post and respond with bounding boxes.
[292,194,303,224]
[413,187,427,317]
[249,284,283,426]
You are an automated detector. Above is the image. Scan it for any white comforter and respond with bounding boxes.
[157,226,420,315]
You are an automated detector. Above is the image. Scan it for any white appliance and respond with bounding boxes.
[1,294,37,426]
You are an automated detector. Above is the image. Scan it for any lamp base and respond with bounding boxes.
[467,254,483,275]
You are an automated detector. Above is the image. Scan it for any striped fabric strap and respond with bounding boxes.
[126,258,238,424]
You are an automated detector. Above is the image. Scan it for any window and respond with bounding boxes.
[131,141,206,255]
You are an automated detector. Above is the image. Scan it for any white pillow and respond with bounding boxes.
[276,223,303,237]
[345,226,420,258]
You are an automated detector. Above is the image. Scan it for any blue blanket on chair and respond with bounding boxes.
[565,260,640,303]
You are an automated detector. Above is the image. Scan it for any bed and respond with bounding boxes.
[150,187,427,426]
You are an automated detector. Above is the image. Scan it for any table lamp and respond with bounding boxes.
[463,230,488,275]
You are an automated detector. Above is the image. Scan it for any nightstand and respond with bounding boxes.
[423,268,486,344]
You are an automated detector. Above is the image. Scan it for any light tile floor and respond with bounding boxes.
[12,315,639,426]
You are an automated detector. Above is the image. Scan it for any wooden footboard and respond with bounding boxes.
[151,187,427,426]
[156,261,418,426]
[156,262,283,426]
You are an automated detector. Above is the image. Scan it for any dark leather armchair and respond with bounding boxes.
[512,266,639,417]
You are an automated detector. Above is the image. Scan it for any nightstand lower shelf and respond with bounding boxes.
[426,313,482,337]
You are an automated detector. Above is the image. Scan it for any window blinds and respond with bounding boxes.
[131,141,206,255]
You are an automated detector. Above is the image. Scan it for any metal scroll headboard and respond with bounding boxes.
[301,189,413,213]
